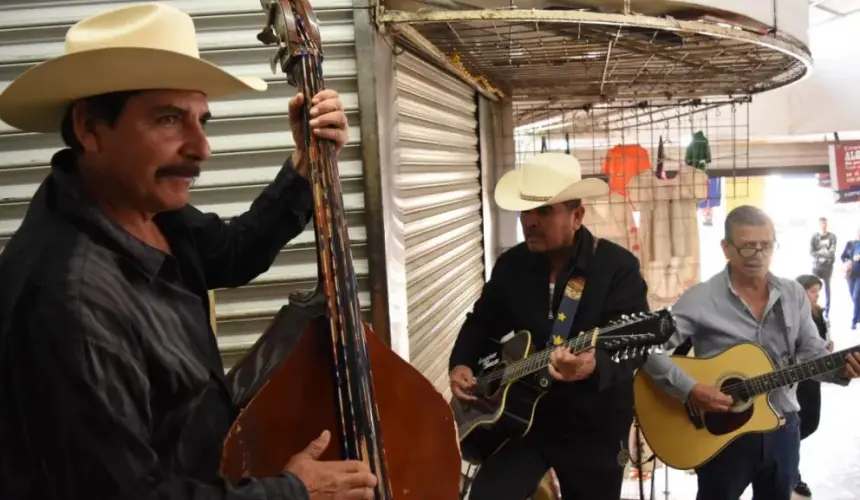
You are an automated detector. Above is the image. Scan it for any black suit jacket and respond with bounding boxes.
[449,225,650,467]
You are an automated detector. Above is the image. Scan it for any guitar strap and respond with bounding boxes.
[548,238,600,348]
[773,298,797,389]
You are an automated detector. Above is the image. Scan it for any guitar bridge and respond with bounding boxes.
[684,401,705,429]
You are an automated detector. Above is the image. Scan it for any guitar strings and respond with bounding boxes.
[716,347,860,397]
[478,311,664,386]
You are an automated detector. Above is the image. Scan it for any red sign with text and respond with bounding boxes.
[828,142,860,203]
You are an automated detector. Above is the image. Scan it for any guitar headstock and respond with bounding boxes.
[593,309,676,362]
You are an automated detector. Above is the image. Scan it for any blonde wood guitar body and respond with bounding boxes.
[632,342,782,471]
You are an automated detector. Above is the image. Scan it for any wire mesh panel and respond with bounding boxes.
[512,98,752,309]
[380,7,812,105]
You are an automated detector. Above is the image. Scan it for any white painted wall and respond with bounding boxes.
[749,13,860,138]
[680,0,811,46]
[786,14,860,136]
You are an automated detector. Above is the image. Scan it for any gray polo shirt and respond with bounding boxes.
[643,266,847,415]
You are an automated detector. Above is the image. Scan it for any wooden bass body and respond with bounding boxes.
[632,342,781,471]
[221,2,464,497]
[220,297,462,499]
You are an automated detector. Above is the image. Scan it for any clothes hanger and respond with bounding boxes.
[654,135,679,180]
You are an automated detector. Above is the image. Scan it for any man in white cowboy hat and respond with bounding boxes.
[0,3,375,500]
[450,153,650,499]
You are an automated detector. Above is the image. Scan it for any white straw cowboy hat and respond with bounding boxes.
[0,2,267,133]
[494,152,609,211]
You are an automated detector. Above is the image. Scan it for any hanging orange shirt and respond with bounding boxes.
[601,144,652,197]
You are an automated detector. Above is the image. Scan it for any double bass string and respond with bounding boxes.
[288,7,392,495]
[292,21,354,460]
[294,12,391,494]
[308,46,391,492]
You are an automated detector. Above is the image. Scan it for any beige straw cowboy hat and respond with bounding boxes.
[494,153,609,211]
[0,2,267,133]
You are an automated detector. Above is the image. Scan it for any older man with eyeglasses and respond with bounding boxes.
[641,205,860,500]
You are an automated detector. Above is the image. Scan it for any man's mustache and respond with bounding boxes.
[156,164,201,179]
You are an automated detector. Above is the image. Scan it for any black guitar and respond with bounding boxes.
[450,309,676,465]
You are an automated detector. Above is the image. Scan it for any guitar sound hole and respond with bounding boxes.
[703,376,753,436]
[721,377,751,404]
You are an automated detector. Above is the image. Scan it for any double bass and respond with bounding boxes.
[219,0,462,498]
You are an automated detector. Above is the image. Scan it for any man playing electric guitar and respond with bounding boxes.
[449,153,650,500]
[642,205,860,500]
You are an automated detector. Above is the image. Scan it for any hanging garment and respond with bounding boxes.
[602,144,652,196]
[697,177,722,209]
[626,169,678,273]
[627,164,707,309]
[684,131,712,171]
[582,192,640,258]
[654,135,677,180]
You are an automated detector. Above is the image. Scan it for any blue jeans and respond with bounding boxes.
[695,412,800,500]
[849,277,860,326]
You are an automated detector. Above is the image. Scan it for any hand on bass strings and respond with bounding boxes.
[450,365,478,401]
[285,430,378,500]
[548,332,596,382]
[288,89,349,177]
[841,351,860,379]
[689,383,733,412]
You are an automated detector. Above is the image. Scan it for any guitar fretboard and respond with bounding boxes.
[730,345,859,399]
[498,332,595,383]
[473,310,669,388]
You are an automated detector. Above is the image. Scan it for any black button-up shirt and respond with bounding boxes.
[450,226,650,467]
[0,149,313,500]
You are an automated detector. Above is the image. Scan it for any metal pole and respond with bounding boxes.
[663,463,670,499]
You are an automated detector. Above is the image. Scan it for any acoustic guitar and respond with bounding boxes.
[451,309,677,464]
[633,341,859,470]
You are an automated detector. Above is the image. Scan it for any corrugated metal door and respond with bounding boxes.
[394,52,485,399]
[0,0,369,371]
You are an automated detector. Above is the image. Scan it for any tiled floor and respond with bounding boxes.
[622,295,860,500]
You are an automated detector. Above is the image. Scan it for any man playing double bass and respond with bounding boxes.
[450,153,651,499]
[0,4,375,500]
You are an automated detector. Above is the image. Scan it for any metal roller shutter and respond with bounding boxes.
[0,0,370,372]
[393,51,485,399]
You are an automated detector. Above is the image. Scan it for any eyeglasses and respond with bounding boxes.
[728,241,778,258]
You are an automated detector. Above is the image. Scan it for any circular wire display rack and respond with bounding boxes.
[378,6,812,108]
